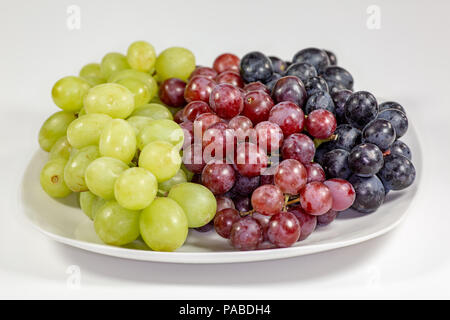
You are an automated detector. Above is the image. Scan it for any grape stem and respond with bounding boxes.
[239,209,255,217]
[286,197,301,206]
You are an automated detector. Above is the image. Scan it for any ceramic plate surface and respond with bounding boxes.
[20,124,421,264]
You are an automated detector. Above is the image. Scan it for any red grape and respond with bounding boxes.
[174,109,184,123]
[229,115,253,142]
[201,161,236,195]
[323,178,356,211]
[305,162,326,183]
[214,208,240,238]
[230,173,260,196]
[193,112,222,139]
[242,90,274,125]
[216,71,244,88]
[260,174,274,185]
[317,210,338,226]
[209,84,244,119]
[213,53,240,74]
[182,144,205,174]
[190,66,218,80]
[184,76,216,103]
[268,101,305,136]
[183,101,212,122]
[243,82,270,95]
[202,127,235,161]
[235,142,268,177]
[251,184,284,216]
[159,78,186,107]
[252,212,271,240]
[274,159,307,195]
[267,211,301,247]
[289,205,317,241]
[255,121,283,154]
[281,133,315,165]
[272,76,307,108]
[299,181,333,215]
[230,216,263,251]
[305,109,337,139]
[179,120,193,148]
[216,195,235,212]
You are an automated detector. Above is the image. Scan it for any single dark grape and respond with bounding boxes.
[324,50,337,66]
[362,119,396,151]
[240,51,273,84]
[292,48,330,74]
[234,196,251,212]
[317,210,338,226]
[348,143,384,177]
[321,66,354,92]
[230,173,260,196]
[377,108,408,139]
[389,140,412,160]
[331,89,352,124]
[379,101,405,114]
[305,91,335,115]
[334,124,362,151]
[271,76,307,108]
[349,174,385,213]
[304,76,329,97]
[285,62,317,83]
[378,154,416,191]
[269,56,287,74]
[322,149,352,179]
[344,91,378,129]
[314,140,337,165]
[260,174,274,185]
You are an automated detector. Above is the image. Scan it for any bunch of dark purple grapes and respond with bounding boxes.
[159,48,415,251]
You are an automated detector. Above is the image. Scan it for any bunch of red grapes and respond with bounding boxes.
[159,49,414,251]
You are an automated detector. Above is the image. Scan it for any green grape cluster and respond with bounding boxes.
[38,41,215,252]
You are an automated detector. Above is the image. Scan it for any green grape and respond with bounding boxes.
[181,163,194,182]
[158,169,187,194]
[127,116,154,135]
[94,200,141,246]
[84,83,135,119]
[49,136,72,160]
[126,41,156,72]
[140,197,188,252]
[138,141,181,182]
[40,158,72,198]
[79,191,97,220]
[64,145,100,192]
[137,119,184,150]
[100,52,130,79]
[85,157,128,200]
[99,119,136,164]
[66,113,112,149]
[155,47,196,82]
[114,167,157,210]
[131,103,173,120]
[78,107,87,117]
[79,63,106,86]
[115,77,151,107]
[91,196,106,220]
[38,111,77,152]
[108,69,157,99]
[168,182,216,228]
[51,76,91,112]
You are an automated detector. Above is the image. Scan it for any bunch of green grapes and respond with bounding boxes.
[38,41,215,252]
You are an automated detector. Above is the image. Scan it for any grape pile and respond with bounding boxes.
[38,43,416,252]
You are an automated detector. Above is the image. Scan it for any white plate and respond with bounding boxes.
[20,125,421,264]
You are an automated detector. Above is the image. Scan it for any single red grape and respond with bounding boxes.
[209,84,244,119]
[214,208,240,238]
[323,178,356,211]
[174,109,184,124]
[216,71,244,88]
[183,101,212,122]
[235,142,268,177]
[159,78,186,107]
[305,109,337,139]
[252,212,271,240]
[268,101,305,136]
[213,53,240,74]
[255,121,283,154]
[216,195,235,212]
[193,112,222,139]
[182,143,205,174]
[229,115,253,142]
[317,210,338,226]
[272,76,307,108]
[267,211,301,247]
[274,159,307,195]
[202,127,235,160]
[289,205,317,241]
[243,82,270,95]
[190,66,217,80]
[179,120,193,148]
[230,216,263,250]
[184,76,216,103]
[251,184,284,216]
[242,90,274,125]
[299,181,333,215]
[201,161,236,195]
[305,162,326,183]
[281,133,315,165]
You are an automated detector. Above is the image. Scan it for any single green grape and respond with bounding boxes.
[91,196,106,220]
[79,191,97,220]
[155,47,196,82]
[85,157,129,200]
[137,119,184,150]
[51,76,91,112]
[138,141,181,182]
[94,200,141,246]
[64,145,100,192]
[108,69,157,99]
[99,119,136,164]
[131,103,173,120]
[180,163,195,182]
[158,169,187,194]
[114,167,157,210]
[168,182,216,228]
[40,158,72,198]
[140,197,188,252]
[84,83,135,119]
[38,111,77,152]
[49,136,72,160]
[126,116,154,135]
[66,113,112,149]
[79,63,106,86]
[126,41,156,72]
[100,52,130,79]
[115,77,151,107]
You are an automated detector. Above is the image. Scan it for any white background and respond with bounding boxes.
[1,0,450,299]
